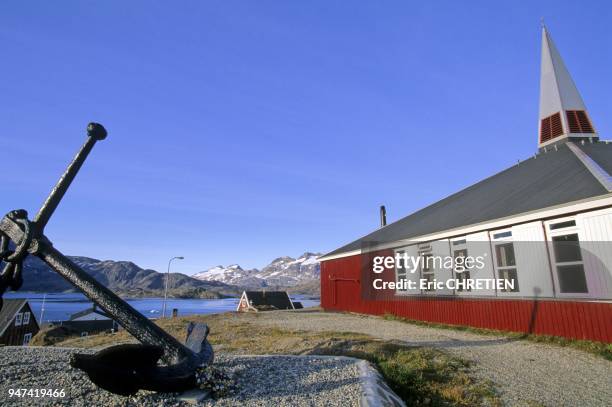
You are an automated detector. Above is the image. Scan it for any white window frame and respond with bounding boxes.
[545,216,589,297]
[418,243,435,293]
[451,238,471,293]
[395,249,409,294]
[14,312,23,326]
[81,332,88,337]
[23,333,32,346]
[491,229,520,293]
[394,245,421,296]
[22,312,30,325]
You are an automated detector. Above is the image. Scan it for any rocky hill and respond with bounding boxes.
[19,256,237,298]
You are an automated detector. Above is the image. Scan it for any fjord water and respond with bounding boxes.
[4,292,319,324]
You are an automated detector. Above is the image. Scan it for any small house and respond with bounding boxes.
[56,304,117,337]
[0,299,40,346]
[237,291,295,312]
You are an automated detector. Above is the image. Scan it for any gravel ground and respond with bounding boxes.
[246,310,612,407]
[0,347,361,406]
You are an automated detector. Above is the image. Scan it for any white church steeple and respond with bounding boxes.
[538,25,597,149]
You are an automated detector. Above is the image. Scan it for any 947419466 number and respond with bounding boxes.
[8,388,66,398]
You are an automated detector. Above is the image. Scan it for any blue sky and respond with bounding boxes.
[1,1,610,275]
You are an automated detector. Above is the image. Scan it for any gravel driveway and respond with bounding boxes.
[243,310,612,407]
[0,347,362,406]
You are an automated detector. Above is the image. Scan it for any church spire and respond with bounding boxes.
[538,25,597,149]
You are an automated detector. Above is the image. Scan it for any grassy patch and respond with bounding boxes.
[40,312,500,406]
[307,339,500,406]
[382,313,612,361]
[378,348,499,406]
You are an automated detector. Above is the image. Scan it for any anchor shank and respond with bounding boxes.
[33,124,106,232]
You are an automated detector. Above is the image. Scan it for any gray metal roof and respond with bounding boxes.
[69,304,111,321]
[0,298,27,336]
[325,141,612,257]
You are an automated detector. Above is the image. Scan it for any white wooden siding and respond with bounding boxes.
[577,208,612,299]
[430,239,453,295]
[462,231,496,296]
[512,222,555,298]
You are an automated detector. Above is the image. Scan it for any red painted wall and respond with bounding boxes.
[321,254,612,343]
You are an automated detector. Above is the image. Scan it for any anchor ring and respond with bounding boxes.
[4,211,33,263]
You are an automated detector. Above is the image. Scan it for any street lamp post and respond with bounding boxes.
[162,256,184,318]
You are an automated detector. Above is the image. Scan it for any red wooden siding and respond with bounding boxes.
[321,254,612,343]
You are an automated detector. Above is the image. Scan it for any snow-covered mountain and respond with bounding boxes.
[192,252,321,289]
[192,264,264,287]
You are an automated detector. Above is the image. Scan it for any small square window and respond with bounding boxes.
[495,243,516,267]
[557,264,588,293]
[14,313,23,327]
[422,254,433,272]
[22,312,30,325]
[552,234,582,263]
[498,269,519,292]
[454,249,471,292]
[23,333,32,346]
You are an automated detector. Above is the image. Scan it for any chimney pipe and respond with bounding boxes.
[380,205,387,227]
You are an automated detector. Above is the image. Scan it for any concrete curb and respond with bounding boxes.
[357,360,406,407]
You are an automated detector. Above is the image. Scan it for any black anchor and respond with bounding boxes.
[0,123,213,395]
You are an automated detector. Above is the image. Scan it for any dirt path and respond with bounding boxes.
[239,310,611,407]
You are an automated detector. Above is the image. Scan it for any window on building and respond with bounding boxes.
[81,332,89,337]
[22,312,30,325]
[395,250,408,292]
[15,313,23,327]
[550,220,576,230]
[494,242,519,292]
[23,333,32,346]
[493,231,512,239]
[552,234,588,293]
[420,248,435,292]
[453,247,471,292]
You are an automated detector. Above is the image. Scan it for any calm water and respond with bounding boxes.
[4,292,319,324]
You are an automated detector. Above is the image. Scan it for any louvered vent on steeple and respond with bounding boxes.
[566,110,594,134]
[540,112,564,143]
